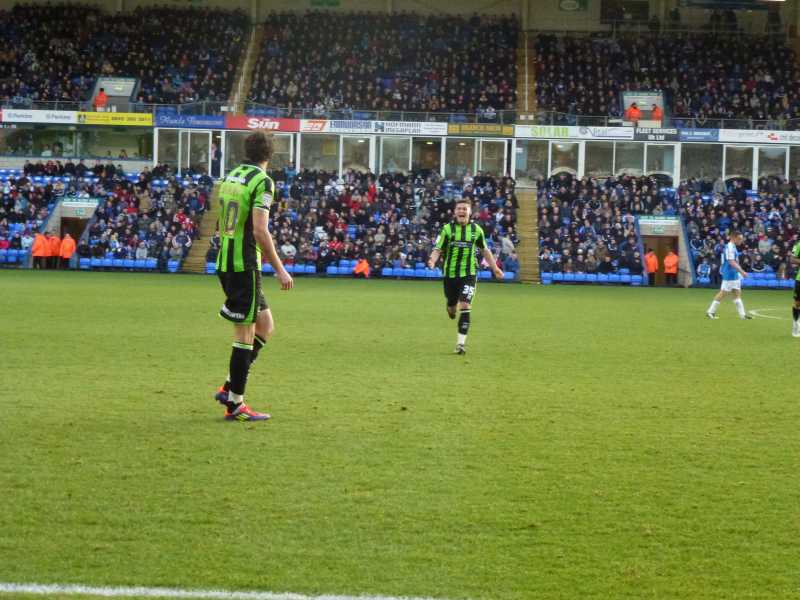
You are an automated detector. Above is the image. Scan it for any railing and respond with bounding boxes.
[5,99,800,131]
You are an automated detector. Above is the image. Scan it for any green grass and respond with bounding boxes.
[1,271,799,600]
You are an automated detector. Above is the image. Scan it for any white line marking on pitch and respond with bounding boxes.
[749,308,789,321]
[0,582,459,600]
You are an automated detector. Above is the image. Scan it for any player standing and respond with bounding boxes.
[789,240,800,337]
[428,198,504,354]
[706,230,752,320]
[214,131,293,421]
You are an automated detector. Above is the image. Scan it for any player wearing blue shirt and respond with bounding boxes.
[706,231,752,320]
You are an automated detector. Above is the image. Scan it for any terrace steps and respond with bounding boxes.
[516,188,539,283]
[181,182,220,274]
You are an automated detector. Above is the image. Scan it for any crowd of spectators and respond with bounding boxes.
[1,161,210,269]
[534,33,800,126]
[681,179,800,284]
[249,12,517,116]
[0,4,247,107]
[207,169,519,276]
[536,173,656,275]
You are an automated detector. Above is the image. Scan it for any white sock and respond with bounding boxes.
[708,300,720,314]
[734,298,746,318]
[457,333,467,345]
[228,392,244,407]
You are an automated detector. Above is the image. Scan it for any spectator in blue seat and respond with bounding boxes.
[598,255,615,274]
[697,258,711,280]
[503,251,519,274]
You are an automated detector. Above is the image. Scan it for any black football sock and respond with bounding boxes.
[250,334,266,366]
[228,342,253,410]
[793,307,799,322]
[222,336,264,391]
[458,310,471,335]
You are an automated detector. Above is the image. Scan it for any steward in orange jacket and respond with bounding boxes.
[60,233,76,268]
[664,250,679,285]
[48,233,61,269]
[32,233,48,269]
[353,258,370,279]
[645,249,658,286]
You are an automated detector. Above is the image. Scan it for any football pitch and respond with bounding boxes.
[1,271,799,600]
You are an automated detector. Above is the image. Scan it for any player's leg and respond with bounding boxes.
[706,287,725,318]
[454,277,476,354]
[217,270,269,420]
[792,281,800,337]
[732,287,750,319]
[444,278,458,319]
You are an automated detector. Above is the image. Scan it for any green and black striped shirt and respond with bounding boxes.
[216,164,275,272]
[435,221,487,278]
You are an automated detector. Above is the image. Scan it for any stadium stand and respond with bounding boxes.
[248,12,518,117]
[0,4,247,106]
[205,170,518,280]
[536,174,657,285]
[0,171,54,267]
[680,179,798,289]
[534,33,800,127]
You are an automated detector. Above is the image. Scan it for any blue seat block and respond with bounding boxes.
[134,259,147,269]
[79,258,90,270]
[145,258,157,269]
[597,274,609,283]
[402,268,415,278]
[620,274,631,284]
[305,264,316,274]
[167,260,179,273]
[123,259,135,269]
[102,258,114,268]
[262,263,275,273]
[768,279,780,288]
[382,267,394,277]
[90,257,101,268]
[415,262,426,269]
[542,278,552,285]
[425,268,438,278]
[205,262,216,274]
[563,273,576,282]
[552,273,564,282]
[6,250,17,263]
[478,270,492,280]
[608,274,621,283]
[503,271,516,281]
[414,268,427,278]
[574,273,587,282]
[326,265,338,276]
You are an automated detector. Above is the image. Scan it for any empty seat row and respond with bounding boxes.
[78,257,179,271]
[541,272,644,286]
[0,249,29,264]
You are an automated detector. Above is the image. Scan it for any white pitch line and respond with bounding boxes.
[0,583,459,600]
[748,308,789,321]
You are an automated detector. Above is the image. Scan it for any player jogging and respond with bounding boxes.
[428,198,504,354]
[213,131,293,421]
[706,230,752,320]
[789,240,800,337]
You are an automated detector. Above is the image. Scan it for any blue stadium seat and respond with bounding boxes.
[768,279,780,288]
[415,262,426,269]
[102,258,113,268]
[563,273,575,282]
[542,278,552,285]
[411,268,424,278]
[305,264,316,274]
[425,268,438,278]
[574,273,587,282]
[7,249,18,263]
[262,263,275,273]
[402,268,414,278]
[479,270,492,280]
[145,258,157,270]
[326,265,338,276]
[79,258,90,270]
[112,259,124,269]
[123,259,135,269]
[382,267,394,277]
[90,257,102,268]
[206,262,216,274]
[620,274,631,284]
[597,274,609,283]
[698,277,710,285]
[338,259,349,268]
[618,268,630,275]
[503,271,515,281]
[167,260,180,273]
[541,272,552,283]
[608,274,621,283]
[134,259,147,270]
[552,273,564,282]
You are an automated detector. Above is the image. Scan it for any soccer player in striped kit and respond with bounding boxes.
[428,198,504,354]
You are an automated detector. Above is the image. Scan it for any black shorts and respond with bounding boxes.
[217,269,268,324]
[444,275,477,307]
[794,280,800,302]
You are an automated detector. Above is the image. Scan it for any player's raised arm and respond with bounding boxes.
[253,206,293,290]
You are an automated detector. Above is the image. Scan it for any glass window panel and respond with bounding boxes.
[300,134,339,172]
[412,137,441,174]
[224,132,291,174]
[157,129,179,170]
[79,127,152,160]
[550,141,578,176]
[342,136,370,173]
[724,146,753,182]
[585,141,613,177]
[614,142,644,175]
[514,139,548,187]
[189,131,210,174]
[480,140,505,176]
[680,143,722,181]
[758,146,786,179]
[646,144,675,186]
[380,136,410,174]
[445,138,475,182]
[790,147,800,180]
